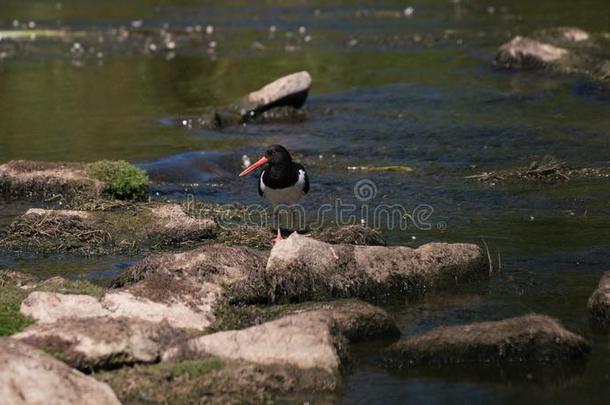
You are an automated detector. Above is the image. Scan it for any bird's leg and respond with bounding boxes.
[273,207,283,243]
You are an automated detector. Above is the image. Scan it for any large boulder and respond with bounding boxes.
[384,314,590,368]
[588,271,610,331]
[162,300,399,384]
[14,317,189,371]
[111,244,269,304]
[0,337,120,405]
[264,233,485,303]
[496,36,569,69]
[0,160,104,201]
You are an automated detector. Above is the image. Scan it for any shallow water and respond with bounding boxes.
[1,1,609,403]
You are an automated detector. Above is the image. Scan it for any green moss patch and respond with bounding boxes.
[85,160,150,200]
[0,286,32,335]
[35,279,105,298]
[169,358,225,377]
[98,357,227,404]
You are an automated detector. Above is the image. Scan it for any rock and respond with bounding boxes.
[0,160,103,201]
[314,225,386,246]
[162,300,398,383]
[0,337,120,405]
[103,277,223,330]
[496,36,569,69]
[99,356,332,404]
[193,71,312,129]
[0,269,37,288]
[0,203,218,255]
[588,271,610,331]
[111,244,269,304]
[597,60,610,83]
[384,314,590,368]
[21,280,222,331]
[14,317,189,371]
[265,233,485,303]
[24,208,91,220]
[238,71,312,121]
[558,27,590,42]
[149,203,218,244]
[21,292,109,323]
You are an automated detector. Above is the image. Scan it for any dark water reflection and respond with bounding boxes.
[1,0,609,403]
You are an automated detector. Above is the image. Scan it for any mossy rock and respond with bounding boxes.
[85,160,150,200]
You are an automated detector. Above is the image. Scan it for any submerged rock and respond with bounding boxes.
[265,233,485,303]
[0,337,120,404]
[556,27,590,43]
[496,36,569,69]
[495,28,610,84]
[314,224,386,246]
[384,314,590,368]
[588,271,610,332]
[162,300,398,383]
[466,155,610,185]
[14,317,190,371]
[0,160,104,202]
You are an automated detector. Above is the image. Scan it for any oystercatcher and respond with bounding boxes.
[239,145,309,242]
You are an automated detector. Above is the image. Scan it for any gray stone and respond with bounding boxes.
[496,36,569,69]
[588,271,610,331]
[384,314,590,368]
[265,233,485,303]
[162,300,399,381]
[112,244,269,304]
[21,279,223,331]
[0,337,120,405]
[14,317,188,371]
[238,71,312,120]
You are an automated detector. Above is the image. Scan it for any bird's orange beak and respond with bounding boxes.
[239,156,268,176]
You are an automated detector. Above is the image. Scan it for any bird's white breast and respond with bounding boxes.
[260,169,306,207]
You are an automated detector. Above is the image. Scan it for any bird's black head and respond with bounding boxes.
[264,144,292,165]
[239,144,293,177]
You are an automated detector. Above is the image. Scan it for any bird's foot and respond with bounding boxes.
[272,229,284,244]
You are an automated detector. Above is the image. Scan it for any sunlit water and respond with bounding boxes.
[1,1,609,403]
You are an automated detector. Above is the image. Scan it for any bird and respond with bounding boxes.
[239,144,309,242]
